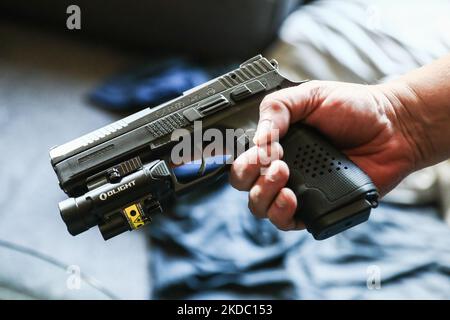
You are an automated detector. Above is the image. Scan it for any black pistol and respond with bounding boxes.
[50,55,378,241]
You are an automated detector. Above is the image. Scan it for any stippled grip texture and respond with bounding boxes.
[281,123,378,239]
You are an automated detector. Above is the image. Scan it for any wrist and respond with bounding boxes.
[376,81,433,172]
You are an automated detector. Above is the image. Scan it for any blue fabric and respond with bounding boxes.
[150,178,450,299]
[173,155,232,183]
[90,58,231,110]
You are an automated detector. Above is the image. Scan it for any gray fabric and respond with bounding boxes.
[0,22,150,299]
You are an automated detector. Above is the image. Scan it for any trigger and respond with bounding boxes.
[173,155,231,183]
[203,155,232,175]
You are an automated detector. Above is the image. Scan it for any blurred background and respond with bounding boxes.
[0,0,449,299]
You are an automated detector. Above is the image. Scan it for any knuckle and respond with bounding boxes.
[229,176,246,191]
[260,96,288,115]
[239,147,258,167]
[249,185,262,202]
[232,160,248,177]
[281,187,296,202]
[267,160,289,183]
[229,168,245,190]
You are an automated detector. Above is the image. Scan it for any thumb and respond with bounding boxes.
[254,81,323,146]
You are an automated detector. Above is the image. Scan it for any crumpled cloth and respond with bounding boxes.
[267,0,450,83]
[149,176,450,299]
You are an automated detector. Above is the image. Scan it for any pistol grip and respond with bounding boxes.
[281,124,379,240]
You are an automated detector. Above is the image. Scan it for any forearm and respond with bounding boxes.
[382,54,450,170]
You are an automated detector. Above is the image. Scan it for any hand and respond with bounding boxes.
[230,80,420,231]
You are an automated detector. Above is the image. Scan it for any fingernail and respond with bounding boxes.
[254,119,272,145]
[266,172,277,183]
[276,195,286,208]
[259,166,269,176]
[265,163,279,182]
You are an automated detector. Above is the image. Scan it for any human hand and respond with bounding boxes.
[230,80,421,231]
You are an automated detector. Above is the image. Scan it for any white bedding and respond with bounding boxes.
[267,0,450,83]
